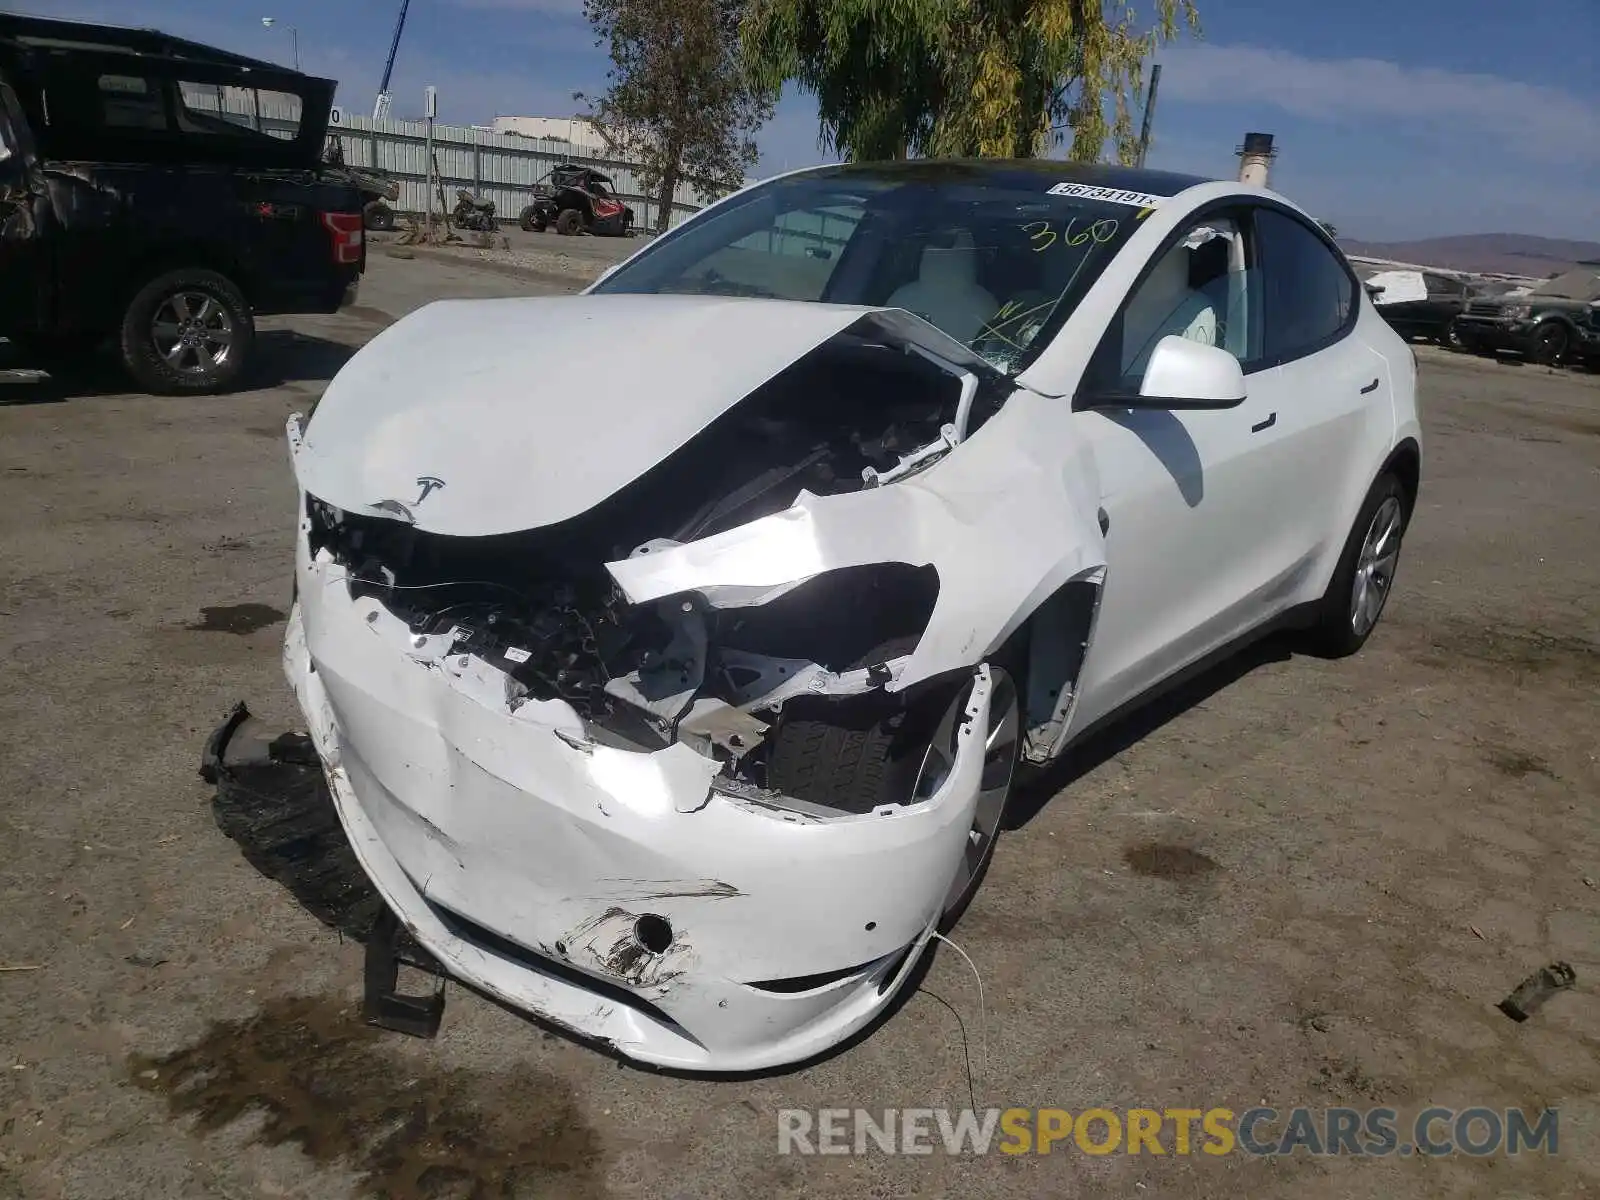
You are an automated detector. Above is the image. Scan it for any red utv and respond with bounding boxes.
[518,163,634,237]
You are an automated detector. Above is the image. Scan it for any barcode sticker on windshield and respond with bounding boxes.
[1047,182,1167,208]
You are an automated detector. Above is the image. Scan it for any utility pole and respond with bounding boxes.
[424,85,437,234]
[259,17,300,71]
[1135,62,1161,169]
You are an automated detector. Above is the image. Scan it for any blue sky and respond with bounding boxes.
[7,0,1597,242]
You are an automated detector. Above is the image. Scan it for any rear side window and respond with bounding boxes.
[1255,208,1355,361]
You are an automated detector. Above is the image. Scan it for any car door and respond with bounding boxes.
[1064,206,1283,734]
[1245,205,1393,605]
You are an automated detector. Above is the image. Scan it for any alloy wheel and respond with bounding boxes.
[1350,496,1403,637]
[151,291,234,375]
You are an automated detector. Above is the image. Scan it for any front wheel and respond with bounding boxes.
[1306,472,1408,658]
[119,268,254,395]
[363,201,395,232]
[1443,321,1466,350]
[555,208,583,236]
[1528,322,1570,366]
[518,204,545,232]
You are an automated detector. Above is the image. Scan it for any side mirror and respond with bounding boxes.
[1125,335,1247,409]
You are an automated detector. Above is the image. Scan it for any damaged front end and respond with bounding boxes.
[284,293,1103,1069]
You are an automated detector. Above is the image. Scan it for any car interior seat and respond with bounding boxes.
[886,229,998,343]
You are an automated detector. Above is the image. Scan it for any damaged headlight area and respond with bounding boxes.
[299,319,1005,813]
[304,497,951,812]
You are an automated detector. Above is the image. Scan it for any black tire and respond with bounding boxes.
[1443,320,1466,351]
[362,201,395,232]
[119,268,255,395]
[1528,322,1570,366]
[518,204,546,232]
[555,208,584,236]
[1306,472,1409,658]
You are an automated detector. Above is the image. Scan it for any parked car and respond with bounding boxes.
[1361,267,1477,347]
[279,160,1420,1070]
[1451,266,1600,366]
[518,162,634,236]
[0,14,365,394]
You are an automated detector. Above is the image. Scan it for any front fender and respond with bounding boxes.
[605,388,1108,689]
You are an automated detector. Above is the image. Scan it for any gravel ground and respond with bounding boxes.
[1,251,1597,1199]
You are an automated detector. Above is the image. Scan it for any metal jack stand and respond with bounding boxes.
[363,906,446,1038]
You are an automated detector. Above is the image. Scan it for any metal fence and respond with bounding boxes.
[328,113,711,232]
[181,86,714,231]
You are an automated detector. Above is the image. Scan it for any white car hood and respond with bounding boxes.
[293,293,983,536]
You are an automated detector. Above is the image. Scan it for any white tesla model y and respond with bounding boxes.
[283,160,1421,1069]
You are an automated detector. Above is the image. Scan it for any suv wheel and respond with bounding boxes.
[363,201,396,232]
[1529,322,1570,366]
[555,208,584,236]
[120,269,255,395]
[1306,472,1408,658]
[518,204,546,232]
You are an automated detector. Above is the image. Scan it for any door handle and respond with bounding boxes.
[1250,412,1276,433]
[1359,377,1380,394]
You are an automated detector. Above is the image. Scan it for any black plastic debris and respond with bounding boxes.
[1497,962,1576,1022]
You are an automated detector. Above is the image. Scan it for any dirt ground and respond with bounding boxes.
[1,252,1597,1200]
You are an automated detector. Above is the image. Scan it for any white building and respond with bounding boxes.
[487,115,608,154]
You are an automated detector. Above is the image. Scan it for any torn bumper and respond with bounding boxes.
[286,554,995,1071]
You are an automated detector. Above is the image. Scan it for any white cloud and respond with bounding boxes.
[1160,43,1597,165]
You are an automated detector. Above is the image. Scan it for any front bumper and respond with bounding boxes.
[1452,316,1534,352]
[285,549,995,1071]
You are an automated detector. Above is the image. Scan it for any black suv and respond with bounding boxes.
[1452,266,1600,367]
[0,15,365,394]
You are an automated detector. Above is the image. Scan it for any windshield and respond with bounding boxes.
[591,165,1152,373]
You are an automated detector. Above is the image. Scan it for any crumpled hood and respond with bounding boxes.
[293,293,895,536]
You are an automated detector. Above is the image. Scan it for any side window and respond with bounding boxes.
[1255,208,1354,361]
[1116,213,1262,387]
[98,74,167,130]
[177,82,303,142]
[693,204,863,301]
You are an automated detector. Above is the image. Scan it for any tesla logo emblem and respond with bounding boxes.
[414,476,446,505]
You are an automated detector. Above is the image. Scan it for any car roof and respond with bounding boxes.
[0,13,298,75]
[791,158,1214,197]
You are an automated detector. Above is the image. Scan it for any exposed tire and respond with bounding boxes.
[555,208,584,236]
[1306,472,1409,658]
[362,200,396,232]
[119,268,254,395]
[1528,321,1570,366]
[518,204,546,232]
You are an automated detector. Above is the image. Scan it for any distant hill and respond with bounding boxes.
[1338,233,1600,278]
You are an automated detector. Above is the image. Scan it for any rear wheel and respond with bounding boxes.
[1529,321,1570,366]
[555,208,584,236]
[1443,321,1466,350]
[1306,472,1408,658]
[362,200,395,232]
[119,268,254,395]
